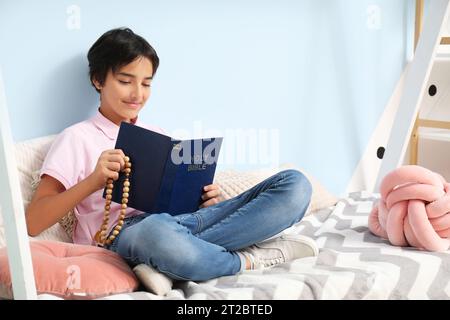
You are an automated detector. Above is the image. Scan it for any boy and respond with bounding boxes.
[26,27,318,281]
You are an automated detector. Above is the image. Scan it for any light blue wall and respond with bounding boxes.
[0,0,412,196]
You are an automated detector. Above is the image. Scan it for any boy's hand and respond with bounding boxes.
[89,149,126,190]
[199,184,223,208]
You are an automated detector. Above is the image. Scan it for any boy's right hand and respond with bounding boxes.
[89,149,126,190]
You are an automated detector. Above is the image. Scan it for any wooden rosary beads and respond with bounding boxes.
[94,156,131,246]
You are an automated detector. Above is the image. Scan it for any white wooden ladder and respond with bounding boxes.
[0,69,37,300]
[375,0,450,190]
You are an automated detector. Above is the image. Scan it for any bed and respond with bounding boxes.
[2,136,450,300]
[83,191,450,300]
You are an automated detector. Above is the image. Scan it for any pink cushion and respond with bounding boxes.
[0,240,138,299]
[369,165,450,251]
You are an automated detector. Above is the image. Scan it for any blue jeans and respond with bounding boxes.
[107,169,312,281]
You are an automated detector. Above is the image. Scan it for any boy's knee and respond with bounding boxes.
[281,170,313,221]
[283,170,313,198]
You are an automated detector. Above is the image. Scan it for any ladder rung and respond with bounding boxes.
[441,37,450,45]
[417,119,450,129]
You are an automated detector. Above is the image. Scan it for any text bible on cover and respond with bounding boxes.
[104,122,223,215]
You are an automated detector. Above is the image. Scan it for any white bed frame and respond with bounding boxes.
[347,0,450,193]
[375,0,450,190]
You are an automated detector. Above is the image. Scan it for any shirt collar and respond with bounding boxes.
[91,109,140,140]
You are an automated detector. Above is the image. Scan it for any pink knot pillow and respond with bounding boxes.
[369,165,450,252]
[0,240,138,299]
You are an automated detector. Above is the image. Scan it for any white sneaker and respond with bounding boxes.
[239,234,319,270]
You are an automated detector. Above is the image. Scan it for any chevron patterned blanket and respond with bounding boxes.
[38,191,449,300]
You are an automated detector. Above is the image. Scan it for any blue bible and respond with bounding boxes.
[105,122,223,215]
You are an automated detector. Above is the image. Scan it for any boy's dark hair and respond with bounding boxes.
[87,27,159,93]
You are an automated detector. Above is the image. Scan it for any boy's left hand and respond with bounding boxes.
[199,184,223,208]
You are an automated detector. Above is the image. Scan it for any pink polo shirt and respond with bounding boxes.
[40,110,165,245]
